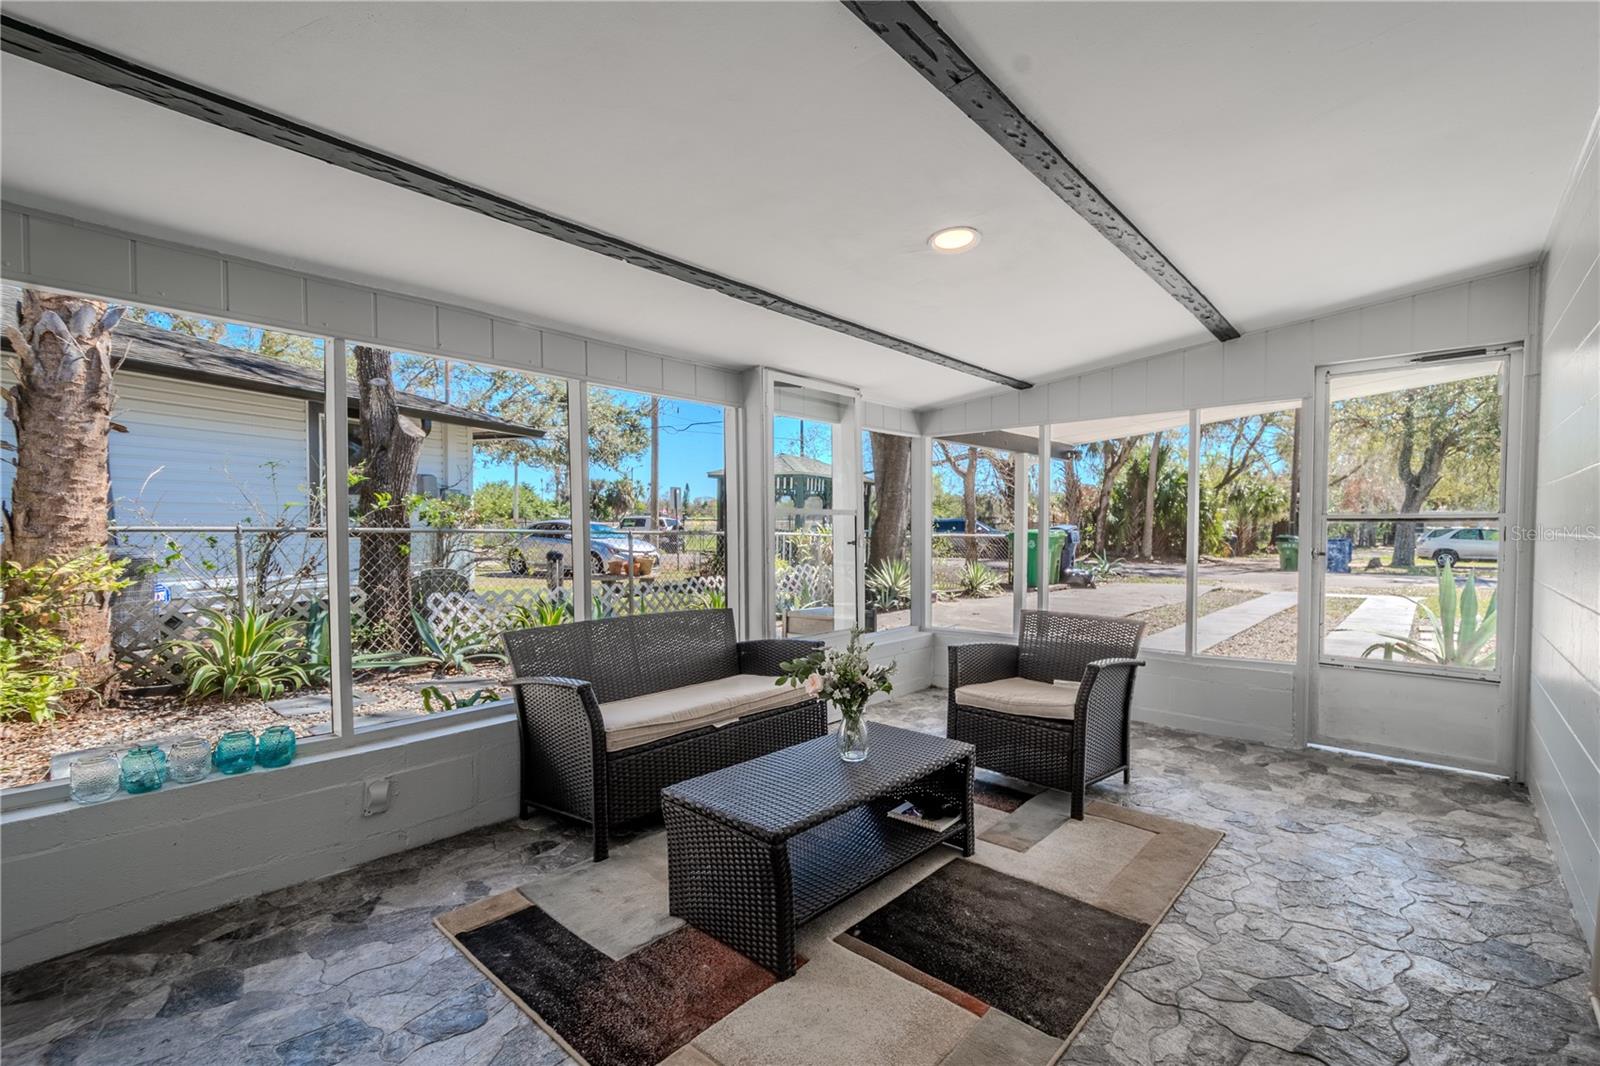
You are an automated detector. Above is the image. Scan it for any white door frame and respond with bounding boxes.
[1305,346,1525,775]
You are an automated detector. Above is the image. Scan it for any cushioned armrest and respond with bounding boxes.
[948,642,1021,688]
[737,638,823,676]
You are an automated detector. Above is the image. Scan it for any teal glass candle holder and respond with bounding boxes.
[256,725,297,768]
[212,730,257,775]
[119,744,168,794]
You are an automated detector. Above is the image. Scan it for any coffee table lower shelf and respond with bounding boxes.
[663,796,974,978]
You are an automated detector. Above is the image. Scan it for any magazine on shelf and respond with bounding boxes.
[886,796,962,832]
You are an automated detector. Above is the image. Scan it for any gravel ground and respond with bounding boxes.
[1206,595,1362,662]
[1130,587,1259,635]
[0,661,512,789]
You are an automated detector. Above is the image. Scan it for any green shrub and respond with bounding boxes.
[0,549,130,722]
[172,607,311,699]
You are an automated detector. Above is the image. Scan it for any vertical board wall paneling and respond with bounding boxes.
[1528,120,1600,951]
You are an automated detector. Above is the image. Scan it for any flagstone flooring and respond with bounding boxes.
[2,688,1595,1065]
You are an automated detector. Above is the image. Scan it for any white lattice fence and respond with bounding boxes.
[112,587,369,686]
[775,564,832,612]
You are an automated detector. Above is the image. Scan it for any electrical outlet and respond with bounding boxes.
[363,778,392,816]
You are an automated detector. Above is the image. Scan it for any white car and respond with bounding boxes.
[1415,527,1499,567]
[505,519,660,577]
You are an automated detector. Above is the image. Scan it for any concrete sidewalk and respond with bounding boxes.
[1143,590,1298,652]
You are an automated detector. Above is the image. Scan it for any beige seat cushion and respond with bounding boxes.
[601,674,814,751]
[954,676,1080,720]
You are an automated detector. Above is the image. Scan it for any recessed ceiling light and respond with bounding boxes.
[928,226,981,253]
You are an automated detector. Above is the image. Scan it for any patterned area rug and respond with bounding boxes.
[437,792,1220,1066]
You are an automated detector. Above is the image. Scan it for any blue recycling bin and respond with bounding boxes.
[1325,537,1353,574]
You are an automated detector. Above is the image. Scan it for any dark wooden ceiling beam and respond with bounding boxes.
[843,1,1240,342]
[1,15,1033,391]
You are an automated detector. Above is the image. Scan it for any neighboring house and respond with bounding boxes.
[1,311,540,530]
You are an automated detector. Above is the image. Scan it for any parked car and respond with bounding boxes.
[504,519,660,577]
[618,514,683,551]
[932,517,1001,535]
[1415,526,1499,567]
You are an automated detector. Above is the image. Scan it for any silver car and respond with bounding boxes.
[506,519,660,577]
[1416,526,1499,567]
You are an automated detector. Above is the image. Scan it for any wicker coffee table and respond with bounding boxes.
[661,724,975,978]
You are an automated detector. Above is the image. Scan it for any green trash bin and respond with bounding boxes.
[1276,534,1299,572]
[1006,529,1069,588]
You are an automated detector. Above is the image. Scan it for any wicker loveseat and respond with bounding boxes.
[503,609,824,861]
[948,610,1145,820]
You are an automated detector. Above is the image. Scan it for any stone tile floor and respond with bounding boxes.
[3,688,1596,1065]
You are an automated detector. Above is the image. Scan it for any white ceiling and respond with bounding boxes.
[2,2,1595,409]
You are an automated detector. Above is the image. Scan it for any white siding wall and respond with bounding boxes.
[110,373,311,526]
[1529,117,1600,950]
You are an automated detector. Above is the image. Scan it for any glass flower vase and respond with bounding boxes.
[837,708,869,762]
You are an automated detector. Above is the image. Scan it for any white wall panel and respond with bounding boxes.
[626,349,664,392]
[1047,377,1079,422]
[490,319,541,370]
[1111,360,1147,415]
[375,293,438,350]
[134,241,225,309]
[0,208,25,275]
[306,279,375,336]
[1529,116,1600,949]
[1412,281,1473,352]
[437,307,493,359]
[1221,332,1267,402]
[1182,342,1225,408]
[1359,296,1414,358]
[1,204,763,410]
[586,341,627,384]
[27,216,133,296]
[226,261,306,325]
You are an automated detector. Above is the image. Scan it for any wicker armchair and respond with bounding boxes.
[503,609,824,861]
[947,610,1145,819]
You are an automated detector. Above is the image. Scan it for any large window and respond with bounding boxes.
[863,429,912,632]
[929,434,1019,632]
[2,285,336,786]
[1196,403,1302,663]
[1320,360,1504,674]
[772,385,858,637]
[1044,418,1190,650]
[348,347,568,729]
[586,385,728,616]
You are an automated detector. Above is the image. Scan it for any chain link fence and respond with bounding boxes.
[931,531,1013,598]
[107,524,727,685]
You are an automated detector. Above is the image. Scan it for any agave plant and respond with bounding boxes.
[506,596,573,628]
[866,557,912,608]
[302,603,429,684]
[1362,562,1497,668]
[957,560,1003,596]
[172,607,311,699]
[411,608,509,676]
[700,587,728,610]
[1082,552,1127,581]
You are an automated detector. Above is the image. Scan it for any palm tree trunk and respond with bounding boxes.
[2,290,126,698]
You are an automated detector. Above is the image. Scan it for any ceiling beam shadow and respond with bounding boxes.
[0,15,1033,390]
[844,1,1240,342]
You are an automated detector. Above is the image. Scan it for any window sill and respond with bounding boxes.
[0,699,518,817]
